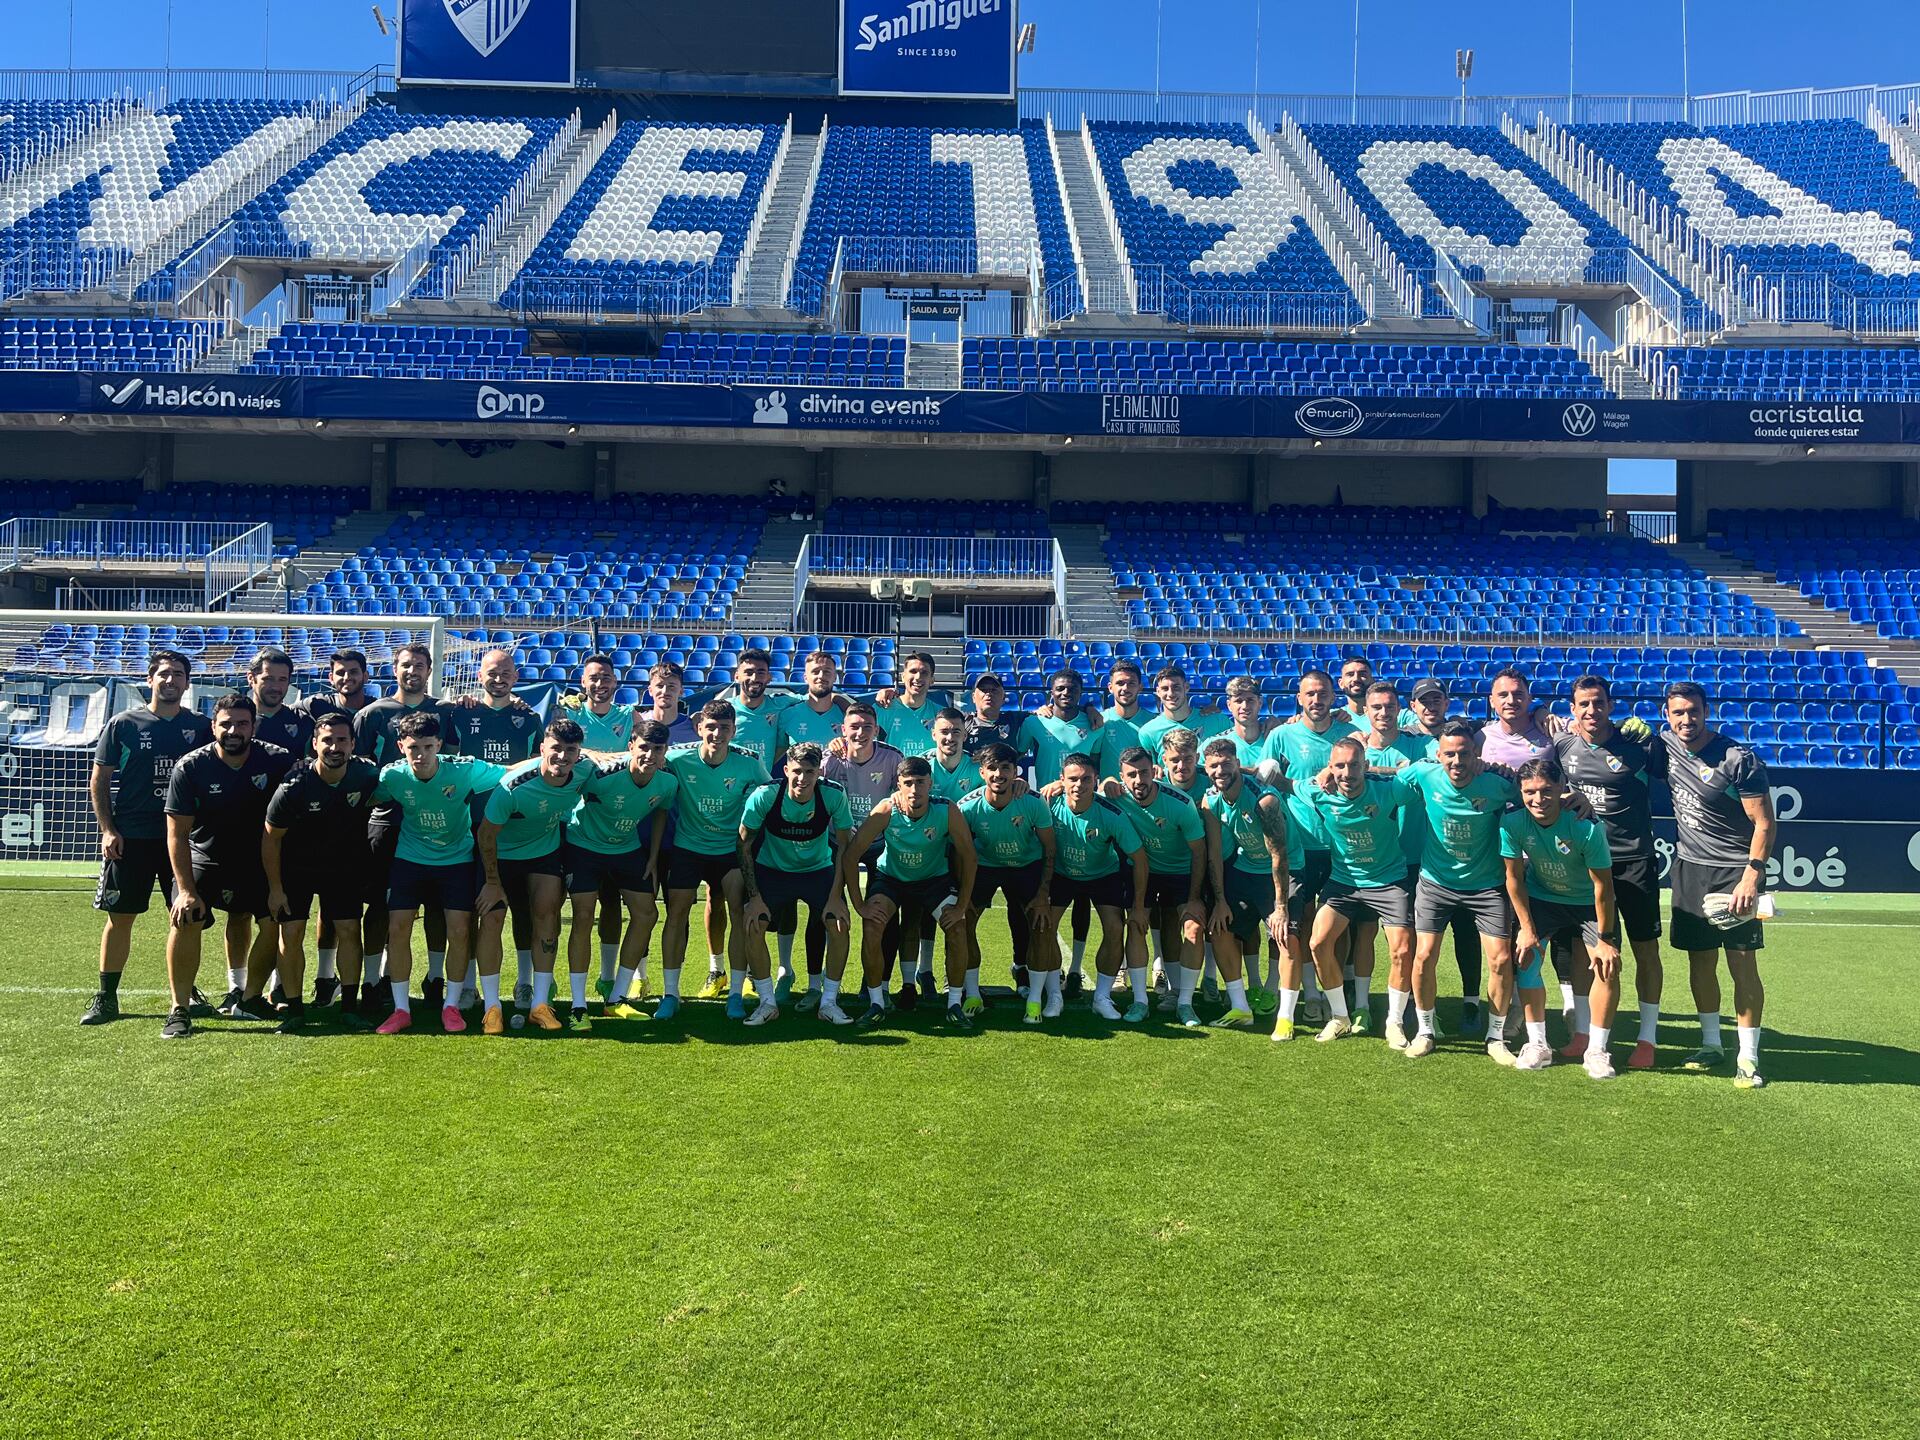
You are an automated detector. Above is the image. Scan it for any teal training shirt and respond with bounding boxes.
[1261,717,1359,852]
[1017,709,1098,787]
[569,764,678,856]
[666,744,773,856]
[574,702,635,753]
[876,696,943,757]
[743,779,853,873]
[721,691,794,763]
[1306,780,1412,889]
[1393,763,1518,890]
[772,699,847,753]
[1047,794,1142,882]
[1500,808,1613,903]
[959,789,1052,868]
[876,798,952,881]
[1112,783,1205,876]
[375,756,508,865]
[1137,707,1230,756]
[1205,775,1303,876]
[926,751,984,804]
[1364,731,1438,863]
[483,757,600,861]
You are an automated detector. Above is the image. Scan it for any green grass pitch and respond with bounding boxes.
[4,870,1918,1439]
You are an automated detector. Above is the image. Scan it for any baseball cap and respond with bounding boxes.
[1410,677,1449,704]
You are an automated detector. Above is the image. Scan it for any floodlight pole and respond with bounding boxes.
[1681,0,1691,122]
[1351,0,1360,122]
[1252,0,1262,101]
[1154,0,1163,112]
[1568,0,1575,120]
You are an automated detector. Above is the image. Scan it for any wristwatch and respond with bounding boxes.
[1745,858,1765,872]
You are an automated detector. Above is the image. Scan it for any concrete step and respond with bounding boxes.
[1053,132,1132,316]
[1669,542,1905,655]
[738,132,820,310]
[455,128,600,303]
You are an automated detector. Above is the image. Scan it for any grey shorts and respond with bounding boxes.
[1414,875,1513,938]
[1527,896,1601,949]
[1670,858,1765,953]
[1320,874,1414,930]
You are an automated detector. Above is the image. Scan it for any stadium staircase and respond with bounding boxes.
[443,122,607,309]
[195,310,287,374]
[1053,523,1132,639]
[735,132,819,313]
[731,517,812,632]
[1050,130,1134,317]
[227,509,395,614]
[1668,540,1920,685]
[907,339,959,388]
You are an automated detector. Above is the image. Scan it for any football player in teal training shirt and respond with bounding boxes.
[1037,751,1147,1027]
[1109,741,1208,1027]
[1201,737,1298,1033]
[568,720,678,1019]
[739,742,854,1026]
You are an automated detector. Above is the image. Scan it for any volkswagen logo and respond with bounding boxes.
[1561,402,1598,438]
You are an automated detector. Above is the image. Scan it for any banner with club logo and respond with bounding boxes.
[839,0,1017,99]
[399,0,577,89]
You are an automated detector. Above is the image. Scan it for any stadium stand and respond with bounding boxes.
[124,483,368,556]
[501,119,783,312]
[965,637,1918,768]
[784,123,1077,315]
[0,98,115,178]
[1658,345,1920,400]
[0,314,222,370]
[287,490,763,627]
[1568,120,1920,328]
[1710,509,1920,640]
[965,337,1609,396]
[8,621,434,679]
[819,499,1050,535]
[241,322,904,384]
[449,629,897,700]
[1074,502,1790,639]
[1088,121,1362,325]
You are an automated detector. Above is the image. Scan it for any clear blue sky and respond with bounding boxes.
[8,0,1918,99]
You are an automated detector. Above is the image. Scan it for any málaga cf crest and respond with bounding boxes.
[446,0,531,58]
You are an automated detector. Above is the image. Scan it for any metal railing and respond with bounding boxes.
[733,114,793,305]
[964,603,1063,638]
[1122,612,1794,649]
[0,92,145,191]
[792,535,813,625]
[55,582,209,612]
[1042,114,1087,319]
[777,115,829,313]
[491,113,619,306]
[1740,272,1920,340]
[0,67,389,105]
[1431,250,1488,333]
[1278,114,1423,318]
[411,109,581,302]
[0,517,273,607]
[792,598,900,638]
[1613,510,1679,544]
[509,266,733,324]
[1869,106,1920,192]
[1078,115,1137,311]
[1247,112,1375,322]
[806,535,1058,581]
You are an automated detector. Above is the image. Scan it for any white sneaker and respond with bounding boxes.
[1384,1020,1410,1051]
[1316,1016,1352,1043]
[1089,996,1122,1021]
[1583,1048,1617,1081]
[1486,1039,1518,1067]
[1042,988,1064,1020]
[744,1001,779,1028]
[1516,1039,1553,1071]
[817,1000,854,1026]
[1405,1032,1436,1058]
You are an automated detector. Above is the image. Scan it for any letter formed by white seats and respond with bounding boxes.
[281,120,535,257]
[565,127,765,266]
[3,110,315,247]
[1356,139,1593,280]
[931,130,1039,274]
[1117,136,1295,276]
[1657,135,1917,276]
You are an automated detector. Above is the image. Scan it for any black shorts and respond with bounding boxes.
[363,822,400,914]
[1220,866,1306,943]
[388,857,480,914]
[1414,875,1513,938]
[95,836,175,915]
[754,863,836,931]
[869,870,959,920]
[1144,869,1195,910]
[189,861,268,920]
[1612,856,1663,943]
[1669,857,1765,953]
[280,852,369,924]
[1527,896,1602,949]
[1294,848,1333,909]
[565,841,654,896]
[1050,870,1130,911]
[667,847,740,894]
[974,861,1045,913]
[500,850,565,893]
[1321,873,1415,930]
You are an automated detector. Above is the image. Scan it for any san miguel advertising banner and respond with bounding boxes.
[398,0,577,88]
[839,0,1017,99]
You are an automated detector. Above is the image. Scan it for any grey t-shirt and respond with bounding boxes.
[1553,725,1656,865]
[1659,730,1768,867]
[823,741,905,856]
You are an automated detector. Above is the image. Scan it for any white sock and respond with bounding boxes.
[1737,1025,1761,1064]
[1558,980,1576,1013]
[316,948,338,981]
[1352,970,1373,1009]
[1526,1019,1548,1046]
[777,932,796,974]
[611,965,636,1001]
[1128,965,1148,1000]
[599,944,618,985]
[947,985,963,1007]
[1700,1011,1723,1050]
[1226,978,1249,1012]
[480,972,500,1010]
[1202,945,1217,984]
[1487,1008,1509,1040]
[1589,1023,1611,1053]
[226,965,246,990]
[565,971,585,1008]
[728,968,746,999]
[708,952,725,978]
[1027,970,1046,1004]
[362,951,383,986]
[1094,972,1114,1002]
[426,951,444,982]
[965,966,981,997]
[1151,934,1164,965]
[1573,994,1592,1035]
[916,937,935,977]
[1177,964,1200,1004]
[663,966,681,999]
[1279,987,1300,1021]
[1387,987,1411,1028]
[823,976,841,1004]
[1070,939,1087,972]
[1046,969,1063,1001]
[1638,1001,1660,1044]
[515,949,532,989]
[1325,986,1349,1019]
[1415,1006,1436,1036]
[532,972,554,1009]
[868,984,886,1006]
[389,980,410,1012]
